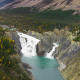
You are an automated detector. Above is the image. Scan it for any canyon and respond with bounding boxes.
[9,28,80,80]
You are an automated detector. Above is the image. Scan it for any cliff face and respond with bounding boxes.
[0,0,80,13]
[54,31,80,80]
[26,29,80,80]
[26,29,72,56]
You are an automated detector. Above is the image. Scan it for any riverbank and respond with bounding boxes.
[56,57,66,72]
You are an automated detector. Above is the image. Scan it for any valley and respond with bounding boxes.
[0,1,80,79]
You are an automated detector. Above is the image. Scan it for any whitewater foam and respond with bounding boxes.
[46,43,59,59]
[17,32,40,57]
[18,32,59,59]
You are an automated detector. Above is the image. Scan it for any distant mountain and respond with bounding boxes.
[0,0,80,13]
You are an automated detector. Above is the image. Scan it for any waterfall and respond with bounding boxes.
[46,43,59,59]
[17,32,59,59]
[17,32,40,57]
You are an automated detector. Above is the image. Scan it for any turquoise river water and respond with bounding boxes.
[22,56,64,80]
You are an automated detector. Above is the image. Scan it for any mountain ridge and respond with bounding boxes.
[0,0,80,13]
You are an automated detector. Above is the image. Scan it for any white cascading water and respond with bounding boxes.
[46,43,59,59]
[17,32,40,57]
[17,32,59,59]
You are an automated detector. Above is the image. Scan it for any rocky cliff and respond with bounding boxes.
[26,29,71,56]
[26,29,80,80]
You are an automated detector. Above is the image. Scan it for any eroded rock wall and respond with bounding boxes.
[26,29,80,80]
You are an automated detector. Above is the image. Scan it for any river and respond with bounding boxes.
[17,32,64,80]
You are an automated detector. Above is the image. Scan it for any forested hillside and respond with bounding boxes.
[0,9,80,41]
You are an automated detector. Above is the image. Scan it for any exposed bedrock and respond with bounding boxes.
[26,29,73,57]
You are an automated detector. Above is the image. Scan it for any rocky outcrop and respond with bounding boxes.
[22,63,32,69]
[36,41,45,56]
[26,29,71,56]
[26,31,56,56]
[12,32,21,49]
[11,32,23,55]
